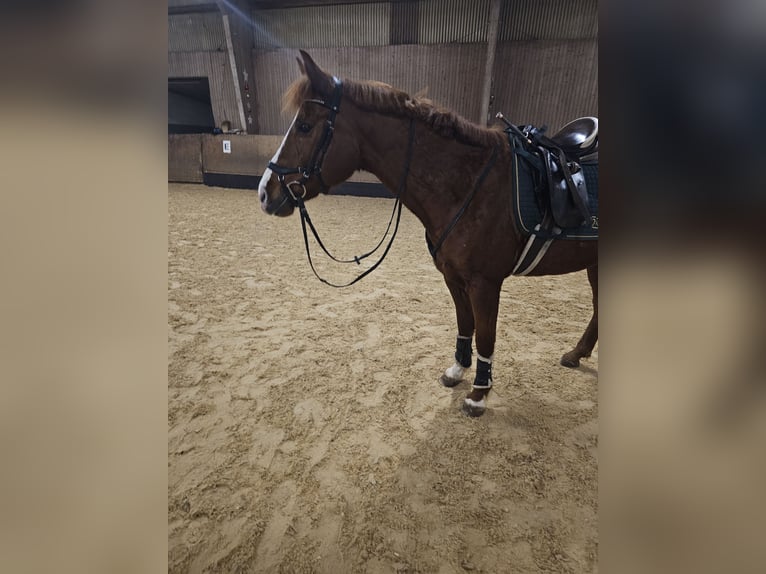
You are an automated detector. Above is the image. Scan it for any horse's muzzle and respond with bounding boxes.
[261,195,295,217]
[261,186,296,216]
[259,178,293,216]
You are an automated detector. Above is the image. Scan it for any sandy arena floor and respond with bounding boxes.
[168,183,598,573]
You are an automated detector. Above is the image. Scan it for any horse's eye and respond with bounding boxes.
[297,122,312,133]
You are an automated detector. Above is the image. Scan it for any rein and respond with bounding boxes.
[299,119,416,288]
[270,77,417,287]
[426,145,499,259]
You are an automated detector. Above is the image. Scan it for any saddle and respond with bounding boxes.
[497,114,599,275]
[499,114,598,229]
[550,117,598,162]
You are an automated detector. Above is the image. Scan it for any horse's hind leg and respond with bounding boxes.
[462,277,502,417]
[440,277,475,387]
[561,265,598,368]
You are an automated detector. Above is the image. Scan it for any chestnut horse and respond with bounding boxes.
[259,51,597,417]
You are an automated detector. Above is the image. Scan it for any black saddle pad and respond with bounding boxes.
[511,153,599,240]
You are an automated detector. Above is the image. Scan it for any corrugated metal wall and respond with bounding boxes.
[248,0,597,135]
[252,3,391,49]
[169,0,215,7]
[253,45,488,134]
[248,0,597,48]
[418,0,491,44]
[492,40,598,131]
[168,52,242,130]
[168,13,227,52]
[168,10,243,131]
[166,1,597,136]
[499,0,598,41]
[252,39,596,135]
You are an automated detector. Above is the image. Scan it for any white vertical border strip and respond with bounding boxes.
[222,13,248,133]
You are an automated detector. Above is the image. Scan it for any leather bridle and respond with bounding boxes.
[267,76,343,214]
[265,76,417,288]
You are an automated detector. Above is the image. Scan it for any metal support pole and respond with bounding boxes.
[480,0,502,126]
[222,13,248,133]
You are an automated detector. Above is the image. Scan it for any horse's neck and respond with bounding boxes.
[356,113,480,232]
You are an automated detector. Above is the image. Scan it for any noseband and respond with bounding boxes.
[267,76,343,212]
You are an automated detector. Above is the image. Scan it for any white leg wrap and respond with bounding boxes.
[445,362,466,380]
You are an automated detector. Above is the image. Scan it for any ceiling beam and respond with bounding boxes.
[250,0,415,9]
[168,3,220,15]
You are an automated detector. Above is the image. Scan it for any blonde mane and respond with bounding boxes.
[283,75,506,148]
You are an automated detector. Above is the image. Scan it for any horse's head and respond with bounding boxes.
[259,51,360,216]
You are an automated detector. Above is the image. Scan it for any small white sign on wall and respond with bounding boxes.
[223,140,231,154]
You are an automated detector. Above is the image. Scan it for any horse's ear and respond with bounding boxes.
[296,56,305,75]
[413,86,429,99]
[299,50,334,97]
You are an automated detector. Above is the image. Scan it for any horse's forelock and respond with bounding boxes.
[282,76,313,116]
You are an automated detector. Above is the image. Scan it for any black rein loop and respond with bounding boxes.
[267,77,417,287]
[299,116,417,288]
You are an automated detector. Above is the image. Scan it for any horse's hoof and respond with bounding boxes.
[461,397,487,417]
[560,354,581,368]
[439,374,463,388]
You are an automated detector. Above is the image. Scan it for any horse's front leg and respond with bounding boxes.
[462,277,502,417]
[440,277,475,387]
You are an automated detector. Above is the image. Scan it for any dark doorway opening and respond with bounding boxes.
[168,77,216,134]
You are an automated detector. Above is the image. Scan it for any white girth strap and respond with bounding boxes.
[512,223,561,276]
